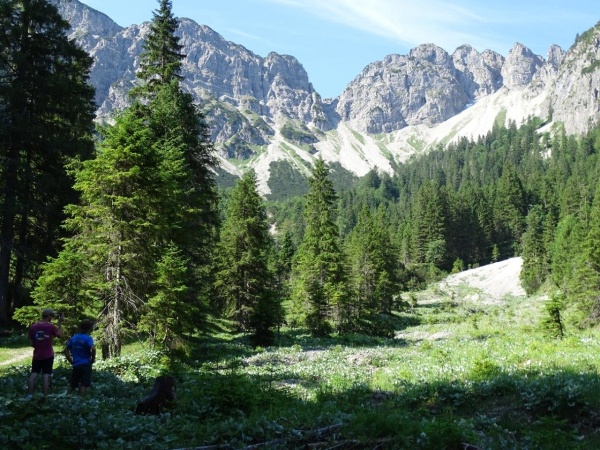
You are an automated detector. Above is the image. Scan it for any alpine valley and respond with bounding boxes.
[54,0,600,196]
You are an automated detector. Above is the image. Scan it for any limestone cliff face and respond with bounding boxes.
[55,0,329,147]
[52,0,122,43]
[178,21,328,127]
[550,23,600,134]
[335,44,470,133]
[451,45,504,101]
[501,43,545,90]
[53,0,600,189]
[334,41,557,134]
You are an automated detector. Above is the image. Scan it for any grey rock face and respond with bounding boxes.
[501,43,544,89]
[551,23,600,134]
[179,21,327,127]
[529,45,566,94]
[336,44,472,133]
[55,0,329,148]
[53,0,600,182]
[51,0,122,43]
[335,43,522,134]
[451,45,504,101]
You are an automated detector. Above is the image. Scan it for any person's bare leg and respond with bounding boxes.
[27,372,38,395]
[79,385,88,396]
[42,374,50,396]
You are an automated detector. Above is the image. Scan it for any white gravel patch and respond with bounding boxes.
[440,257,526,303]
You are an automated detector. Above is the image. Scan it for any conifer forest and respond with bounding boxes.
[3,1,600,449]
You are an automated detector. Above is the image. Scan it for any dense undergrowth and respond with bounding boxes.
[2,285,600,449]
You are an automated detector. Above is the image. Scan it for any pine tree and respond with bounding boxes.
[277,230,296,278]
[214,171,278,345]
[136,0,184,92]
[450,185,487,266]
[493,164,527,257]
[346,206,406,334]
[274,230,295,315]
[136,0,219,316]
[0,0,95,322]
[346,207,377,321]
[550,215,583,290]
[25,106,166,357]
[411,181,450,267]
[568,184,600,324]
[520,205,549,294]
[290,159,350,336]
[113,0,219,346]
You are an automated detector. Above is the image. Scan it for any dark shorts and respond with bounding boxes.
[31,357,54,375]
[70,364,92,388]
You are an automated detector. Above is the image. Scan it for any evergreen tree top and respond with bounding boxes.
[137,0,184,91]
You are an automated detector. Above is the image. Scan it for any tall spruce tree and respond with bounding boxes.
[214,171,278,345]
[131,0,219,342]
[493,164,527,257]
[0,0,95,322]
[136,0,184,90]
[23,106,166,357]
[551,215,583,290]
[520,205,549,294]
[289,159,349,336]
[411,181,450,267]
[19,0,218,357]
[135,0,219,307]
[347,206,405,324]
[274,230,295,319]
[346,207,376,322]
[567,184,600,324]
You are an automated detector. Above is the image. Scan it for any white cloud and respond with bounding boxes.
[263,0,521,53]
[224,28,281,50]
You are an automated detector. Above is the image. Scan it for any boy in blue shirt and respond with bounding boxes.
[64,319,96,395]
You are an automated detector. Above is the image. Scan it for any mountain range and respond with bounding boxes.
[53,0,600,196]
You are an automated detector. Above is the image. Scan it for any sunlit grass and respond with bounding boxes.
[2,284,600,448]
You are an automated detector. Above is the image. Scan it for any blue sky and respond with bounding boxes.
[78,0,598,99]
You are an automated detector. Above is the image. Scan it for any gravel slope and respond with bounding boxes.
[440,257,526,303]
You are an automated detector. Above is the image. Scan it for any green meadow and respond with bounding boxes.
[2,283,600,450]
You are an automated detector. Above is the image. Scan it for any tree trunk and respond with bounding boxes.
[0,144,20,324]
[0,6,31,324]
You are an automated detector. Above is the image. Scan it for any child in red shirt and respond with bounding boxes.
[27,308,63,398]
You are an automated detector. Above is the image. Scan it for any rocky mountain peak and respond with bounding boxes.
[549,23,600,134]
[501,42,544,89]
[452,44,479,62]
[50,0,122,44]
[53,0,600,195]
[409,43,452,68]
[452,45,504,100]
[263,52,314,93]
[546,44,565,69]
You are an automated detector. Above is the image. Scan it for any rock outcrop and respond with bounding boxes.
[550,23,600,134]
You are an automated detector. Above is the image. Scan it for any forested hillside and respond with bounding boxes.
[2,0,600,347]
[269,116,600,330]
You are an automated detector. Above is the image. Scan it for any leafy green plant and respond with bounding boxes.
[4,277,600,449]
[541,291,566,339]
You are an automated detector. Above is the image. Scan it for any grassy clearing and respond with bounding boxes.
[0,334,30,366]
[2,284,600,449]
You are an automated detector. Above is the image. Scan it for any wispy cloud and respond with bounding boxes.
[261,0,545,52]
[224,28,281,50]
